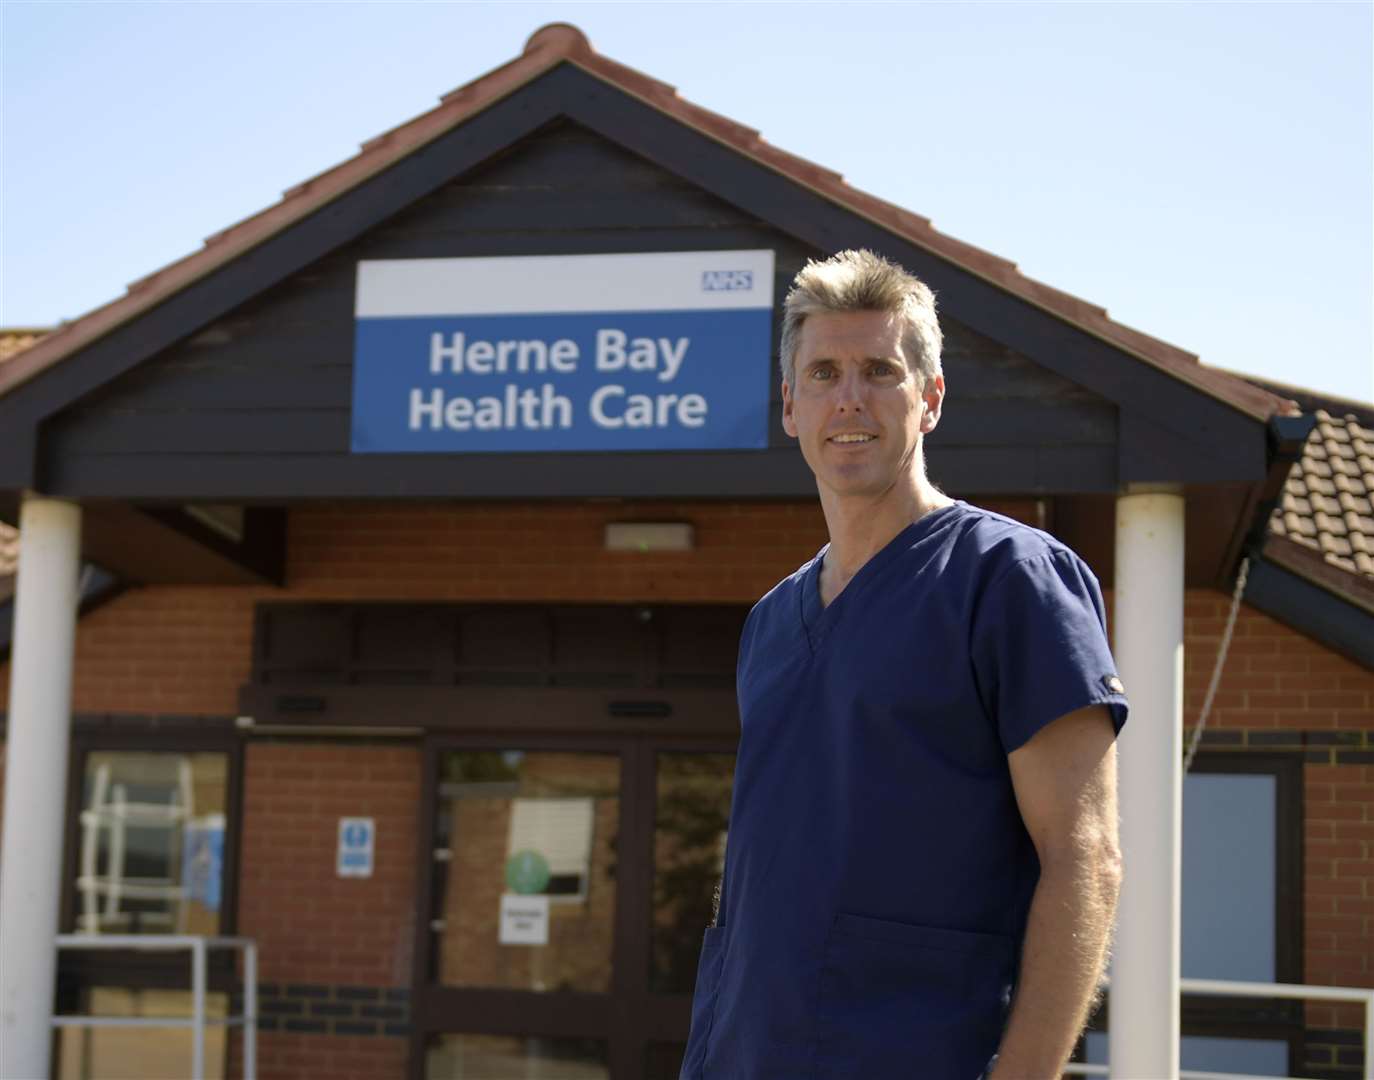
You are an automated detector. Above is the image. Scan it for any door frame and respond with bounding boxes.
[408,696,738,1080]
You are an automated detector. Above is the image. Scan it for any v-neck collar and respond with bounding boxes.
[799,501,965,652]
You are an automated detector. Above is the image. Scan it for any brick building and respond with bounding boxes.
[1,24,1370,1080]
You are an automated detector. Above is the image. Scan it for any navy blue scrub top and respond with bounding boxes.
[681,502,1128,1080]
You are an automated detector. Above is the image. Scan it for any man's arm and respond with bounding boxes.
[990,706,1122,1078]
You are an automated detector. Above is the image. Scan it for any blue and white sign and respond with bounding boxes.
[337,817,375,878]
[182,814,224,912]
[351,250,775,453]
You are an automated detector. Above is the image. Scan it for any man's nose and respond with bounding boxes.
[835,369,866,411]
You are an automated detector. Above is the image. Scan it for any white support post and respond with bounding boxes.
[0,495,82,1080]
[1110,490,1185,1079]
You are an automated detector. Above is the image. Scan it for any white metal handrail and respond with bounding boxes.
[53,934,257,1080]
[1061,976,1374,1080]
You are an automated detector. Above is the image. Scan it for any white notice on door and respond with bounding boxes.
[499,893,550,946]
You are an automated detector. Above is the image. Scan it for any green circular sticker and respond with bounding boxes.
[505,849,551,895]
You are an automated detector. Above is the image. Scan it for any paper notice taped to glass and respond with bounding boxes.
[499,893,550,946]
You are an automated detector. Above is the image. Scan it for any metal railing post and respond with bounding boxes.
[191,936,206,1080]
[244,940,258,1080]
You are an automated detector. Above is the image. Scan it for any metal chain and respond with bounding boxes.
[1183,556,1250,773]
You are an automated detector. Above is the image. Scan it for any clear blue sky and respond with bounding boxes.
[3,1,1370,403]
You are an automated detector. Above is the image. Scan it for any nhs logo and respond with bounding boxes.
[702,269,754,292]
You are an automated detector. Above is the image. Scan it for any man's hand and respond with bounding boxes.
[991,706,1122,1078]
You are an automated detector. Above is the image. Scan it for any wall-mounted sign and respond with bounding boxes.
[337,817,375,878]
[182,814,225,912]
[351,250,774,453]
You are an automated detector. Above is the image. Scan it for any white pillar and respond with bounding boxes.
[0,495,82,1080]
[1109,490,1185,1079]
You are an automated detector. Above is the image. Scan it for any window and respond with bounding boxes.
[75,752,227,935]
[57,726,242,1080]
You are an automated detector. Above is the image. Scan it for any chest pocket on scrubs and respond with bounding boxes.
[681,927,727,1079]
[811,913,1014,1080]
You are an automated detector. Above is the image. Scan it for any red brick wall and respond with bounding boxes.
[1185,592,1373,733]
[239,742,420,987]
[1305,763,1373,1029]
[228,742,417,1078]
[237,1032,406,1080]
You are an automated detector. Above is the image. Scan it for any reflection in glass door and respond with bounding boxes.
[651,753,734,994]
[432,750,621,995]
[643,752,735,1078]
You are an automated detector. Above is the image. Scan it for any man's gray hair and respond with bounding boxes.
[779,249,943,389]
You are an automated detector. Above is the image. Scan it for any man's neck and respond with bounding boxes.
[817,474,953,607]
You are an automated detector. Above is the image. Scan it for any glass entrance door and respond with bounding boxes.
[414,735,736,1080]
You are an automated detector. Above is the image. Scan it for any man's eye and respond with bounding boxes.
[870,362,896,376]
[811,367,834,380]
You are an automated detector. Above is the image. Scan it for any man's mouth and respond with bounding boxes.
[828,433,876,444]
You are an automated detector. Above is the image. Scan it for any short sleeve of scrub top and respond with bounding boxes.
[971,549,1128,753]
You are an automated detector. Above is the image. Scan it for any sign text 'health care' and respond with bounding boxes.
[351,251,774,453]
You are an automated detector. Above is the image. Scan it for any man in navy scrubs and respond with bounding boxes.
[681,250,1128,1079]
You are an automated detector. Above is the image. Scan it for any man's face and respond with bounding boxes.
[781,309,944,502]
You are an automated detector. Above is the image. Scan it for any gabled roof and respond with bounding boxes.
[0,23,1288,424]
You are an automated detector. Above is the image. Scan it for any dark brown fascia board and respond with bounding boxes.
[80,504,285,586]
[1216,413,1319,588]
[139,505,286,585]
[1245,544,1374,670]
[1260,534,1374,617]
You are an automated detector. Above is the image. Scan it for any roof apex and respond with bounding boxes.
[523,22,593,58]
[0,24,1291,423]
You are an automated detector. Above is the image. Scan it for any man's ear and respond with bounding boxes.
[920,374,945,433]
[781,379,798,439]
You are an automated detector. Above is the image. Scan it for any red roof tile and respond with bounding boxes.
[0,23,1290,423]
[0,328,50,364]
[1270,410,1374,581]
